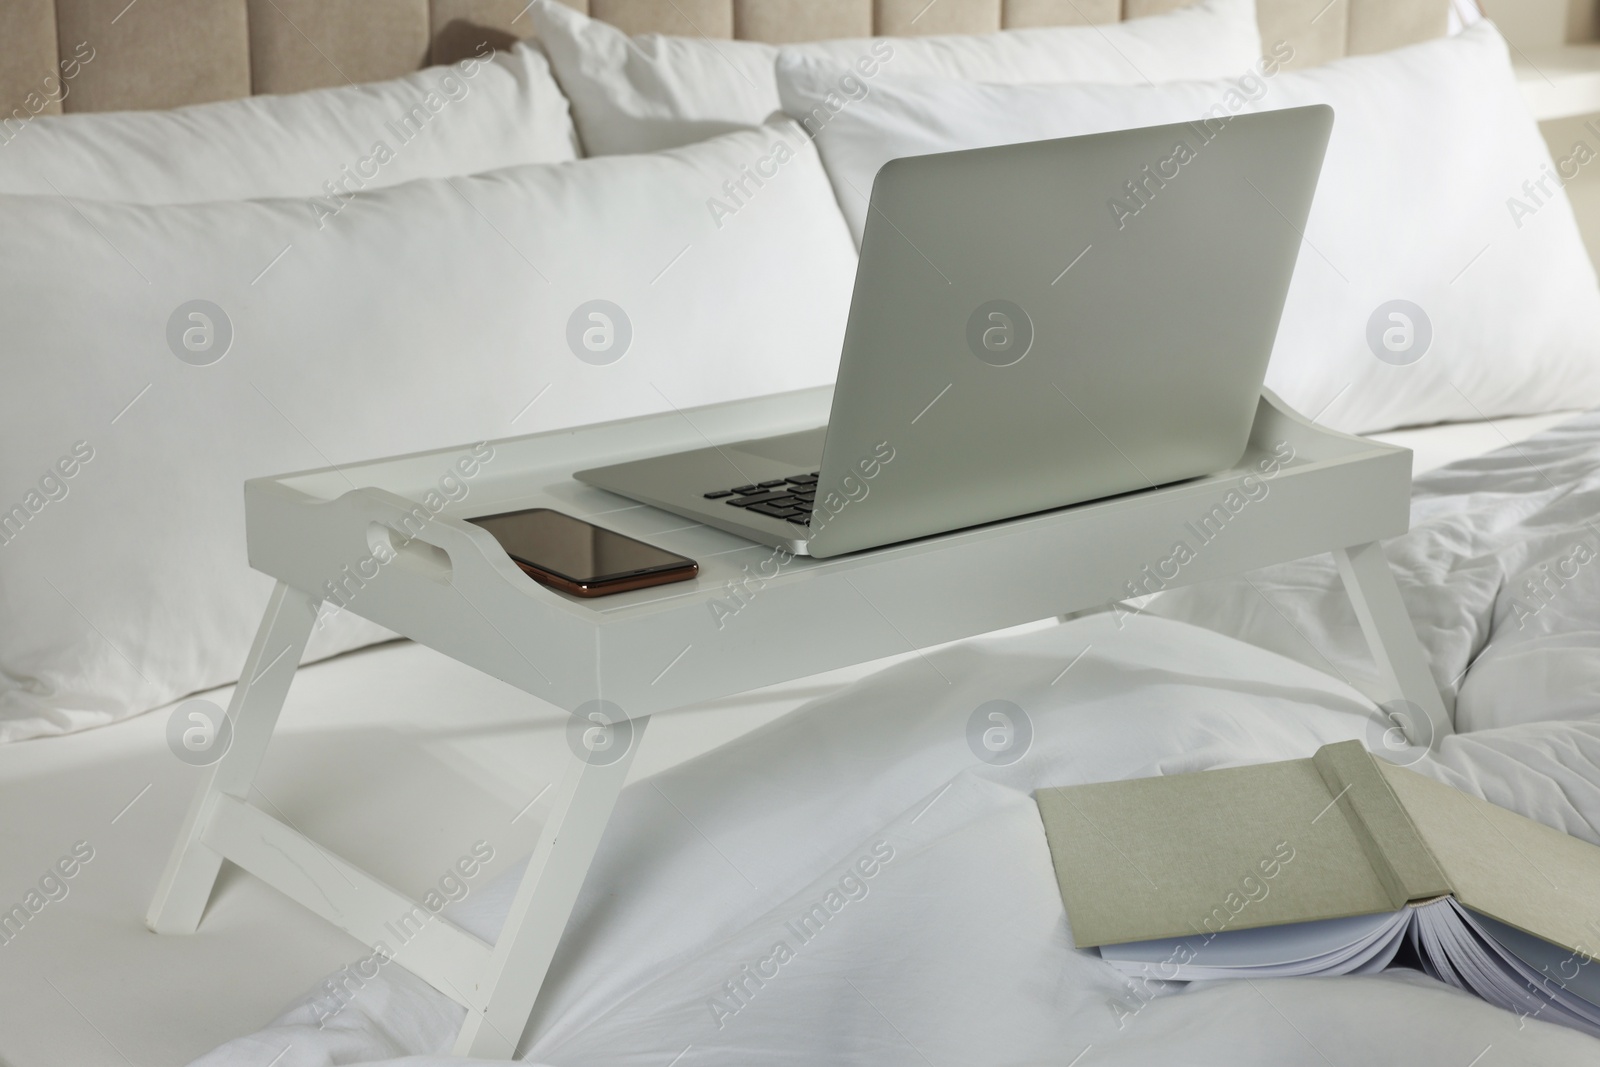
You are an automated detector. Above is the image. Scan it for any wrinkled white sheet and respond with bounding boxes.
[1150,409,1600,733]
[189,613,1600,1066]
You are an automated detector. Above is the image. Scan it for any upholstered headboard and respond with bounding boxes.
[3,0,1448,117]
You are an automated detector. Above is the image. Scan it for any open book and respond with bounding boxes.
[1036,741,1600,1035]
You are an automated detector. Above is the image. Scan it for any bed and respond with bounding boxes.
[4,410,1599,1065]
[4,0,1600,1065]
[5,399,1592,1066]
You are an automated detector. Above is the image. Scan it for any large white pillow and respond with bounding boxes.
[778,22,1600,433]
[528,0,1261,155]
[0,121,856,741]
[0,42,579,204]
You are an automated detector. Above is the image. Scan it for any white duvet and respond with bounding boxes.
[192,415,1600,1067]
[1150,409,1600,737]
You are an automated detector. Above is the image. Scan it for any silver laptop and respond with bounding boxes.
[577,105,1333,559]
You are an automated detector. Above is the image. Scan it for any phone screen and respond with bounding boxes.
[468,508,694,585]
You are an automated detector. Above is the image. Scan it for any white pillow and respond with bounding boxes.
[0,121,856,741]
[0,42,579,204]
[528,0,1261,155]
[778,22,1600,434]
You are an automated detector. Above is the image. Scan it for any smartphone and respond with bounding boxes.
[468,508,698,598]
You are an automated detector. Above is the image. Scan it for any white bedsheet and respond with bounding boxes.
[1368,409,1584,475]
[189,613,1600,1066]
[1151,409,1600,734]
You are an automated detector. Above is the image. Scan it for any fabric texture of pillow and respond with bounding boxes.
[777,21,1600,433]
[0,121,856,741]
[529,0,1261,155]
[0,41,579,204]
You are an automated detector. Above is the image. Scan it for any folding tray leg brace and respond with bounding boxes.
[147,580,320,933]
[1334,541,1452,747]
[148,580,652,1059]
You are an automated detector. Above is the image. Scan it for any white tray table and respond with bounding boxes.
[147,386,1447,1057]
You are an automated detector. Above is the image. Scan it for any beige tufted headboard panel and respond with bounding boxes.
[3,0,1447,117]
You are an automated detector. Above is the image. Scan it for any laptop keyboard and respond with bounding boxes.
[704,472,818,526]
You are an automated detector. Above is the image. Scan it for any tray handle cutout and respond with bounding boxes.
[367,521,452,582]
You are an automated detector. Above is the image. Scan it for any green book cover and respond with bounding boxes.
[1036,740,1600,963]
